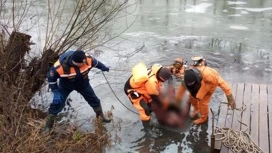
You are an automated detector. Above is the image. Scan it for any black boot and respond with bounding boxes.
[44,114,56,133]
[94,105,111,123]
[142,120,157,138]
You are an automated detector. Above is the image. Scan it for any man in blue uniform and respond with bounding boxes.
[45,50,111,133]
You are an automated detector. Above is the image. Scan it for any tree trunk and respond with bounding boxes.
[0,31,31,84]
[0,31,59,132]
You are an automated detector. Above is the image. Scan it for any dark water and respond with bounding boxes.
[99,0,272,152]
[5,0,271,152]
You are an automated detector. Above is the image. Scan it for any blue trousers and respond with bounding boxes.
[48,83,101,115]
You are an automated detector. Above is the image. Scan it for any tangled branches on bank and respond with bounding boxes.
[0,32,114,152]
[0,0,130,152]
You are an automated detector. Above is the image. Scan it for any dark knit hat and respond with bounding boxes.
[184,69,198,86]
[71,50,86,63]
[157,67,172,81]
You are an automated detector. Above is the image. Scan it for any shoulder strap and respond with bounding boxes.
[191,67,202,83]
[61,56,71,74]
[147,69,154,78]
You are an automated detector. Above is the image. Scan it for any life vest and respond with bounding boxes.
[130,62,149,88]
[129,63,163,100]
[185,67,202,98]
[53,53,93,78]
[130,63,162,87]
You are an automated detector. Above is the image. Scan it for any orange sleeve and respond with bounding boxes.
[202,67,219,84]
[145,77,160,96]
[205,67,232,95]
[218,76,232,96]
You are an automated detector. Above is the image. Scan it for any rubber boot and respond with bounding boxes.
[94,105,111,123]
[188,96,200,119]
[142,120,156,138]
[44,114,56,133]
[193,104,209,125]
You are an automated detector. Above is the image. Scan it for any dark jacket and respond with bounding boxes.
[47,51,108,91]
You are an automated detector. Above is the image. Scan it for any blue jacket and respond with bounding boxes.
[47,51,108,91]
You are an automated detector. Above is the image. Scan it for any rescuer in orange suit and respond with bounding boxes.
[176,57,236,125]
[168,58,185,79]
[124,63,172,137]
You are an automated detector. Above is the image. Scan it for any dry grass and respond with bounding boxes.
[0,79,114,153]
[0,1,132,152]
[0,31,115,153]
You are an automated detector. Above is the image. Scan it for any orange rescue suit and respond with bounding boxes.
[176,65,232,124]
[124,64,163,121]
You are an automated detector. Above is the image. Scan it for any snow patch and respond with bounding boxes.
[227,1,246,5]
[228,14,242,17]
[185,3,212,13]
[230,25,248,30]
[234,7,272,12]
[241,10,249,14]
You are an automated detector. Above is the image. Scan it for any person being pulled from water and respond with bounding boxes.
[124,63,172,137]
[151,58,190,128]
[44,50,111,133]
[176,56,236,125]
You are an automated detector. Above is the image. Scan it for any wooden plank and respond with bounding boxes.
[241,84,251,131]
[214,86,229,150]
[259,84,269,153]
[228,83,238,127]
[231,83,244,131]
[225,83,240,153]
[250,84,259,145]
[220,83,237,153]
[268,84,272,153]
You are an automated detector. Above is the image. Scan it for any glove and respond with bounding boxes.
[226,94,236,110]
[101,66,109,72]
[52,89,62,104]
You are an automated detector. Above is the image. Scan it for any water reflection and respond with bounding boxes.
[61,0,271,152]
[115,0,272,147]
[129,121,210,153]
[3,0,271,152]
[185,124,210,153]
[134,0,272,49]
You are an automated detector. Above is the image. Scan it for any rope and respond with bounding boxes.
[214,103,264,153]
[101,72,139,115]
[215,127,263,153]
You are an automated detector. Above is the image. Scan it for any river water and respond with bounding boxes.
[99,0,272,152]
[99,1,272,152]
[2,0,272,152]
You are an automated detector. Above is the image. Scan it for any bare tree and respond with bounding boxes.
[0,0,133,152]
